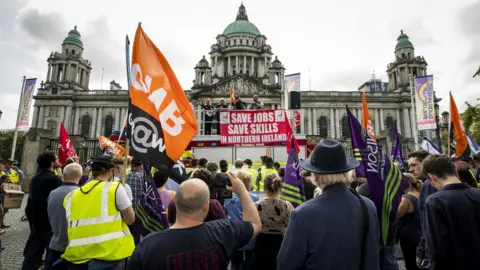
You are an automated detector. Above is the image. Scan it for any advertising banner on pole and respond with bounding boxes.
[219,110,290,146]
[17,78,37,132]
[414,75,437,131]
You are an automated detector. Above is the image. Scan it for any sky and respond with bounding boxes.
[1,0,480,130]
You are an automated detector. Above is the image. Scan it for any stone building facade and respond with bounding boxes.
[30,4,438,151]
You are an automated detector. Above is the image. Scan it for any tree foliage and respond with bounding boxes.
[0,130,24,164]
[462,106,480,143]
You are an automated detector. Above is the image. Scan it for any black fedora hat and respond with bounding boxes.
[300,139,359,174]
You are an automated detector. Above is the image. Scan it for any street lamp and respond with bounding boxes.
[435,105,442,153]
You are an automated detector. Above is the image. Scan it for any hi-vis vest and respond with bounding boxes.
[248,168,258,185]
[6,169,19,183]
[257,168,278,191]
[61,180,134,264]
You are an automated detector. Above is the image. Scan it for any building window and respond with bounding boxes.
[341,115,350,138]
[385,116,394,130]
[81,115,91,137]
[49,107,59,117]
[317,116,328,137]
[104,114,114,137]
[47,120,57,133]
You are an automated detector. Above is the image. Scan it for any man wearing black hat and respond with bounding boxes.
[277,139,380,270]
[60,154,135,268]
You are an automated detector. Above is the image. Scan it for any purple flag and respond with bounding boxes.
[347,107,408,245]
[347,107,367,178]
[280,136,305,208]
[134,164,169,236]
[391,120,405,171]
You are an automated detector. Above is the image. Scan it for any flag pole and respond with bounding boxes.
[409,74,419,151]
[122,33,133,186]
[11,76,27,160]
[447,91,451,157]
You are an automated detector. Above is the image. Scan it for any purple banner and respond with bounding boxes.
[280,136,305,207]
[391,120,404,171]
[17,78,37,132]
[347,107,408,245]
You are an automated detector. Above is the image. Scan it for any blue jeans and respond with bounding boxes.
[380,244,400,270]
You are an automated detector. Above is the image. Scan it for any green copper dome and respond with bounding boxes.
[62,26,83,49]
[223,4,261,37]
[395,30,414,53]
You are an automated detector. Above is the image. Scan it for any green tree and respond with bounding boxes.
[0,130,24,164]
[461,106,480,143]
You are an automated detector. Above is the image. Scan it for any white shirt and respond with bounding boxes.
[114,177,134,202]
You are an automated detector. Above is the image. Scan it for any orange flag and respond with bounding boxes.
[98,135,126,157]
[362,92,376,141]
[449,92,470,159]
[129,24,198,167]
[230,87,236,104]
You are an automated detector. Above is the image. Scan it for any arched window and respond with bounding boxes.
[81,115,91,137]
[317,116,328,137]
[104,114,114,137]
[47,120,57,134]
[385,116,394,130]
[341,115,350,138]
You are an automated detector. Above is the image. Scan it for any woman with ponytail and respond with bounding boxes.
[250,174,293,270]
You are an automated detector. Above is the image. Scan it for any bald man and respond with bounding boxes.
[45,163,82,269]
[128,174,262,270]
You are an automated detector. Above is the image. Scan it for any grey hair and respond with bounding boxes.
[312,171,351,187]
[175,183,210,214]
[63,163,83,180]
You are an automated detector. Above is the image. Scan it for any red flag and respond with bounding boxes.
[294,110,301,128]
[285,111,300,154]
[58,122,77,165]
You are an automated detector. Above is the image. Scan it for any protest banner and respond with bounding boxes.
[219,110,290,146]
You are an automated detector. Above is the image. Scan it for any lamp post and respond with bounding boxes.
[434,105,442,153]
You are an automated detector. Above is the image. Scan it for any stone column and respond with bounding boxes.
[97,107,103,136]
[51,64,57,82]
[214,56,218,76]
[312,109,317,135]
[396,109,401,133]
[91,108,97,138]
[307,109,312,135]
[64,106,72,132]
[374,108,380,135]
[243,56,246,74]
[403,108,411,138]
[38,106,44,129]
[31,105,38,128]
[60,106,65,123]
[46,65,52,82]
[251,57,254,75]
[228,57,231,75]
[115,107,120,129]
[265,57,268,70]
[330,108,335,139]
[300,109,305,134]
[335,108,340,139]
[235,56,239,74]
[409,108,417,142]
[380,109,385,130]
[74,107,80,134]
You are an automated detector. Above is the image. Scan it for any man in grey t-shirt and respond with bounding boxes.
[45,163,82,269]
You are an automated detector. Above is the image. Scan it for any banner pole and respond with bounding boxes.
[11,76,27,160]
[409,74,419,151]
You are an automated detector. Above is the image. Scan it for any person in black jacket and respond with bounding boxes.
[423,154,480,270]
[22,152,62,270]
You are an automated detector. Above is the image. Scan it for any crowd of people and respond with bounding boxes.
[201,95,264,135]
[1,139,480,269]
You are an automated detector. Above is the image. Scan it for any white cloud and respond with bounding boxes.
[1,0,480,129]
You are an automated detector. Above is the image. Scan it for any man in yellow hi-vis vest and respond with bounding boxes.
[5,159,23,183]
[256,157,278,191]
[243,159,258,183]
[60,154,135,268]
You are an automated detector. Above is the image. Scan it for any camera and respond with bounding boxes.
[209,173,232,200]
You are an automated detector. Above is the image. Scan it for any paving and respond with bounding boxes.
[0,196,406,269]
